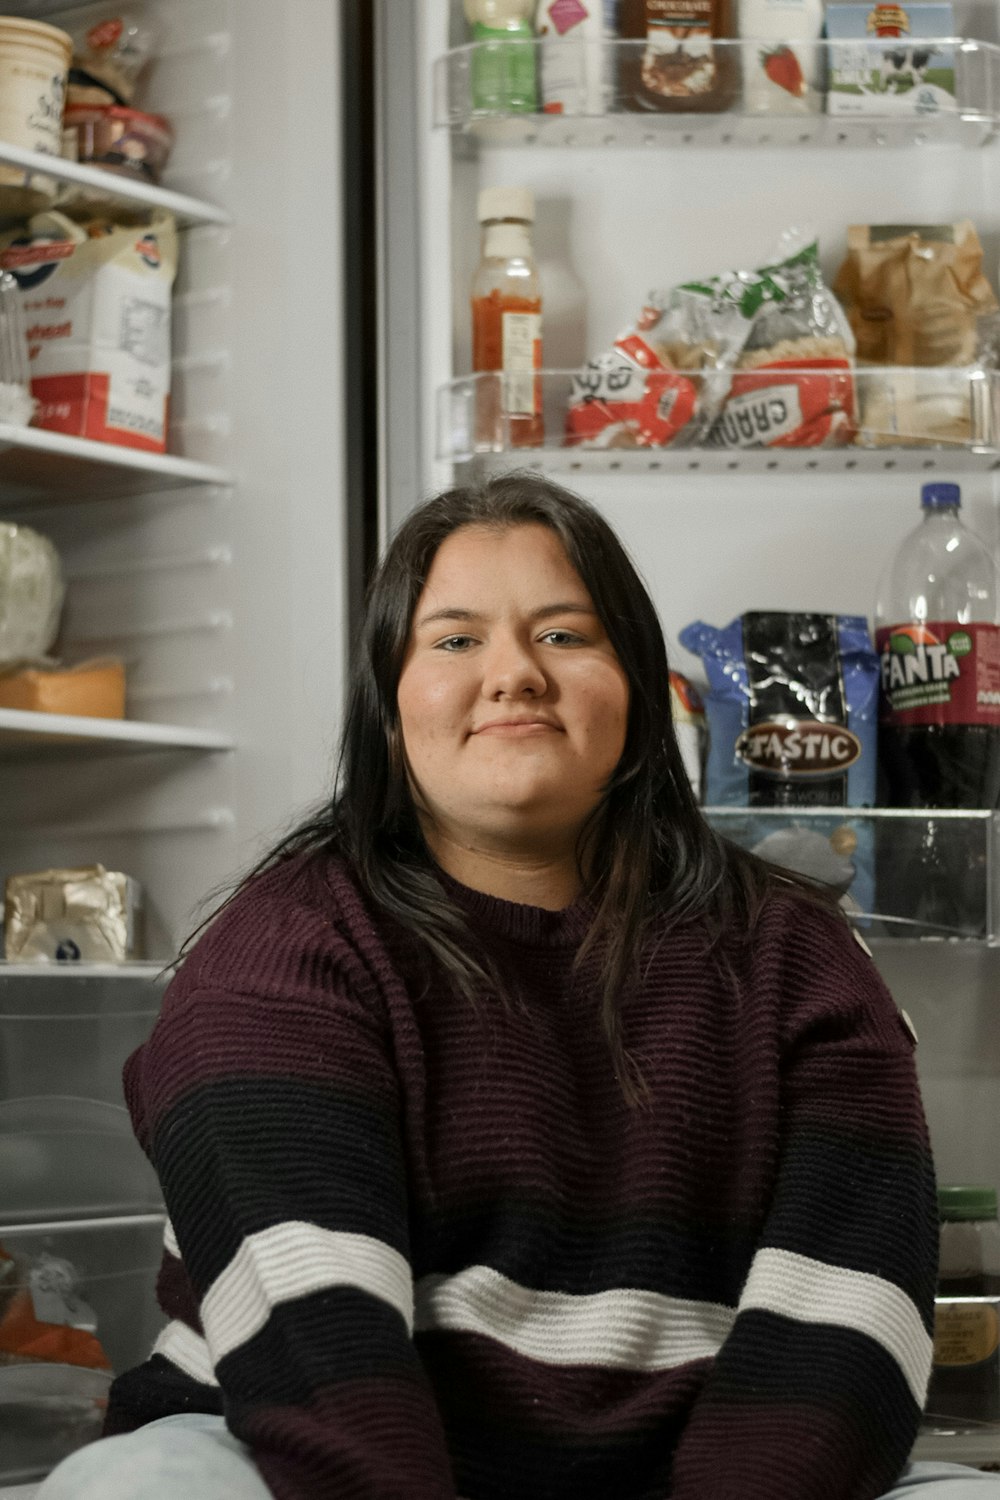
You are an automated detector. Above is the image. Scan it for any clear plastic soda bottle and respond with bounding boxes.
[464,0,538,114]
[875,482,1000,810]
[873,483,1000,934]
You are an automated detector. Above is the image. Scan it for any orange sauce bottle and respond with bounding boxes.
[471,185,543,449]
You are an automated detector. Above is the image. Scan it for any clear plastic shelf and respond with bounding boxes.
[704,806,1000,942]
[437,368,1000,474]
[0,137,229,230]
[0,422,232,509]
[913,1423,1000,1468]
[0,971,163,1130]
[0,961,168,980]
[0,708,234,758]
[435,38,1000,148]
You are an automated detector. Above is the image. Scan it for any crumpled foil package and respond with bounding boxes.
[3,866,143,963]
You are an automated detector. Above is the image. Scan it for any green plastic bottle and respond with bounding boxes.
[464,0,538,113]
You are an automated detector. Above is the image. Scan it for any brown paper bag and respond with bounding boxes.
[833,222,999,367]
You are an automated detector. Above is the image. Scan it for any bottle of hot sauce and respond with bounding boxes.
[471,186,544,449]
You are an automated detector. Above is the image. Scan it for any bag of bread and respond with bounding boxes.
[833,222,999,367]
[834,222,999,446]
[703,238,855,450]
[566,234,855,449]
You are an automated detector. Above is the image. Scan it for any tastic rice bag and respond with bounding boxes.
[678,611,879,807]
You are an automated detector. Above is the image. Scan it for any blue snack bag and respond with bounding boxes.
[679,611,879,807]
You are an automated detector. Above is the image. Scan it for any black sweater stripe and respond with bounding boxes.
[214,1286,422,1402]
[151,1077,410,1287]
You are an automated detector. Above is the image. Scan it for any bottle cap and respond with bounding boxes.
[939,1185,998,1221]
[478,186,534,225]
[921,482,961,510]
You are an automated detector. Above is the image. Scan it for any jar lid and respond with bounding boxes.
[63,103,174,142]
[939,1185,998,1221]
[477,186,534,224]
[0,17,73,61]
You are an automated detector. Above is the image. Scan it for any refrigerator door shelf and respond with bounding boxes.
[438,368,1000,473]
[704,806,1000,944]
[435,38,1000,150]
[912,1427,1000,1468]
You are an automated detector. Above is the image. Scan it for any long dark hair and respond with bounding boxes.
[221,474,829,1102]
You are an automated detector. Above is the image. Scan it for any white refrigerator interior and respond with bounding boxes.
[0,0,350,1484]
[379,0,1000,1467]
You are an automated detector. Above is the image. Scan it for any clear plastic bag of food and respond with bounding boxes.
[567,232,856,450]
[69,12,158,106]
[0,1243,112,1466]
[834,222,999,448]
[0,524,64,669]
[0,1244,111,1372]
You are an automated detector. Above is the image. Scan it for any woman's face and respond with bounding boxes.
[396,523,630,859]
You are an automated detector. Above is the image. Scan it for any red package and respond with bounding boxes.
[705,359,856,449]
[0,1244,111,1372]
[566,344,699,449]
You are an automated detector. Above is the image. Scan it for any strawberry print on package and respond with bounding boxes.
[0,210,177,452]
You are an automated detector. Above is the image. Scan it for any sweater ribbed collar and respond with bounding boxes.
[433,864,595,949]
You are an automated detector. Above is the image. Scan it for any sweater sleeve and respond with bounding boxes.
[106,894,457,1500]
[669,903,938,1500]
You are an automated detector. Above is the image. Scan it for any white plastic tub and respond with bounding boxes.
[0,18,72,217]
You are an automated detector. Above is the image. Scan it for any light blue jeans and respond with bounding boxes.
[30,1413,1000,1498]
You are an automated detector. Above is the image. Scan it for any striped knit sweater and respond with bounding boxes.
[106,850,938,1500]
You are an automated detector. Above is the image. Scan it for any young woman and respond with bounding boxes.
[39,476,1000,1500]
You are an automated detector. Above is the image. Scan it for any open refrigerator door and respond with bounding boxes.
[378,0,1000,1470]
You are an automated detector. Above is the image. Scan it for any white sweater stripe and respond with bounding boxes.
[414,1266,737,1370]
[188,1230,930,1399]
[738,1246,933,1406]
[153,1318,219,1387]
[201,1221,414,1364]
[164,1217,180,1259]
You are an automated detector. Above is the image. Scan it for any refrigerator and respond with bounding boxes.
[0,0,356,1483]
[1,0,999,1484]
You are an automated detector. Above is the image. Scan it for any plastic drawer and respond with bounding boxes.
[0,1096,162,1223]
[0,1215,166,1485]
[0,972,161,1107]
